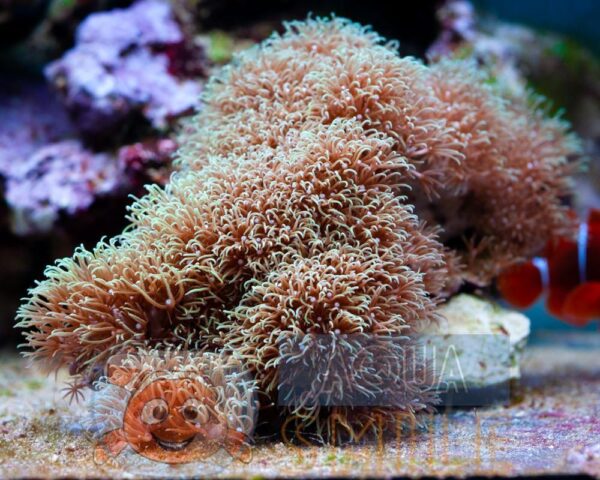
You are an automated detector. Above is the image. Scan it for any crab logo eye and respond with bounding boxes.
[181,398,210,424]
[141,398,169,425]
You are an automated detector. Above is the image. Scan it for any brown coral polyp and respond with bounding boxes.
[18,17,578,441]
[179,18,578,283]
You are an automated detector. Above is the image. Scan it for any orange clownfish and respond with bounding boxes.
[497,209,600,327]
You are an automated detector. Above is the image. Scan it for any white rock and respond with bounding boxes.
[422,294,530,393]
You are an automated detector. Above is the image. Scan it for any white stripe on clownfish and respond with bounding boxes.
[578,220,588,284]
[533,256,550,291]
[532,216,589,292]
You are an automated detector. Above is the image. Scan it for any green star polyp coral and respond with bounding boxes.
[18,18,578,442]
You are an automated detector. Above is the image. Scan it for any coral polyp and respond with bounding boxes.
[180,17,578,283]
[17,17,578,442]
[19,119,446,438]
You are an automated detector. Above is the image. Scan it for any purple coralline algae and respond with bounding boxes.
[45,0,204,139]
[117,138,177,188]
[5,140,121,235]
[0,0,203,234]
[0,78,126,235]
[0,79,74,180]
[0,78,178,235]
[568,442,600,477]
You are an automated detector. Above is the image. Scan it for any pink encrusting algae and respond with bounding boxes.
[17,18,579,442]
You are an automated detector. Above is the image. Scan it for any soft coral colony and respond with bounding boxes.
[18,18,579,441]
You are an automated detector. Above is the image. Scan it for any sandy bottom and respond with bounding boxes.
[0,332,599,478]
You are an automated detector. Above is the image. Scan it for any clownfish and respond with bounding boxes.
[497,209,600,327]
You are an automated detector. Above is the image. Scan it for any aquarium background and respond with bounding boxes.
[474,0,600,54]
[473,0,599,331]
[1,0,599,347]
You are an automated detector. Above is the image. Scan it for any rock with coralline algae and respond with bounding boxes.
[423,294,530,402]
[45,0,204,140]
[117,138,177,188]
[0,79,74,180]
[0,77,181,235]
[5,140,121,235]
